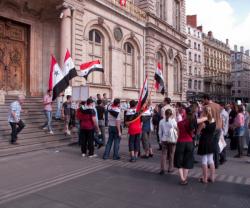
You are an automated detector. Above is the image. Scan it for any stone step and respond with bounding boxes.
[0,133,74,149]
[0,139,71,157]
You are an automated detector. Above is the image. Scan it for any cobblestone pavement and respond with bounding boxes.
[0,134,249,208]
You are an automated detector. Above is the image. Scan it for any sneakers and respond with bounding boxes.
[129,157,136,162]
[42,127,47,130]
[82,153,86,157]
[88,154,97,158]
[65,130,71,136]
[49,131,54,135]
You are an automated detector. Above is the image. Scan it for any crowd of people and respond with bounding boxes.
[8,92,250,185]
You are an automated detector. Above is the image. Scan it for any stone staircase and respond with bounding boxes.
[0,96,75,157]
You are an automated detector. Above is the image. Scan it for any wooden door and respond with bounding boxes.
[0,18,28,93]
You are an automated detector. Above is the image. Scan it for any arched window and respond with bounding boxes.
[88,29,104,84]
[174,58,181,93]
[124,42,135,88]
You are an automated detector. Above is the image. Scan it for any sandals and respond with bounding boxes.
[180,180,188,185]
[199,178,208,184]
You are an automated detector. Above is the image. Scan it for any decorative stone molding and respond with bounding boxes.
[98,17,104,25]
[168,48,174,60]
[130,32,135,39]
[113,26,123,42]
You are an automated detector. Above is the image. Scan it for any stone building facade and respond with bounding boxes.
[203,31,232,102]
[186,15,204,101]
[231,46,250,102]
[0,0,188,103]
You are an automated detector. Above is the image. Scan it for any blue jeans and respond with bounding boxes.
[55,100,62,119]
[103,126,121,159]
[43,110,52,131]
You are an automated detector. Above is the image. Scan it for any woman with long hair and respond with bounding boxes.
[174,107,197,185]
[197,106,216,183]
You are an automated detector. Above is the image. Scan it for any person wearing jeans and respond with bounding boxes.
[103,99,122,160]
[42,89,53,134]
[8,95,26,144]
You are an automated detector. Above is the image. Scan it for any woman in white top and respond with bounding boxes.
[158,109,178,174]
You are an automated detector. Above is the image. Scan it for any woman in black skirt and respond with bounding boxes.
[198,106,216,183]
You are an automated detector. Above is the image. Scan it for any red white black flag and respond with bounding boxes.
[49,55,68,101]
[120,0,127,6]
[63,49,78,85]
[136,75,148,113]
[154,63,165,95]
[79,60,104,80]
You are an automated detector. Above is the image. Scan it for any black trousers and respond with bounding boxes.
[80,129,95,155]
[9,120,25,143]
[213,129,221,168]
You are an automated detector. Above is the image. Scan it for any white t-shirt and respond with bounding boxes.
[158,118,177,143]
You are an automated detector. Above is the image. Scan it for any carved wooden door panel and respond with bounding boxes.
[0,18,27,92]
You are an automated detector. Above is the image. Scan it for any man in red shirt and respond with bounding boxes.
[77,98,100,158]
[125,100,142,162]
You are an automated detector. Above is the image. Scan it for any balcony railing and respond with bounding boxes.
[105,0,147,21]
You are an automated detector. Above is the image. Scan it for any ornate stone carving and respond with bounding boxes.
[113,27,123,42]
[130,32,135,39]
[10,49,21,65]
[168,48,174,60]
[98,17,104,25]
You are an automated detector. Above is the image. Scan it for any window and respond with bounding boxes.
[156,0,166,20]
[238,81,241,87]
[198,55,201,63]
[194,80,197,89]
[194,42,197,49]
[198,81,201,90]
[88,29,104,84]
[198,32,200,38]
[189,66,192,75]
[189,52,192,60]
[124,42,135,88]
[188,79,192,89]
[173,0,180,31]
[194,67,197,75]
[238,90,241,94]
[174,58,181,93]
[198,44,200,50]
[232,90,235,94]
[188,40,191,47]
[188,27,190,34]
[194,54,197,62]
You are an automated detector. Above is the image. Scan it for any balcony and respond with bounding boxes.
[105,0,147,21]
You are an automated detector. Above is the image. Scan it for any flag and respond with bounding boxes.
[49,55,68,101]
[120,0,126,6]
[154,63,165,95]
[79,60,104,80]
[63,49,78,84]
[136,76,148,113]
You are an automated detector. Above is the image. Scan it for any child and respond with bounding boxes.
[62,95,72,136]
[158,109,178,174]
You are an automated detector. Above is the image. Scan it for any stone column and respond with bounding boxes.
[60,7,72,66]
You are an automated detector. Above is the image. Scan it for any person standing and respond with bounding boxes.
[8,95,26,144]
[197,106,216,183]
[96,99,106,145]
[246,104,250,157]
[55,93,64,120]
[161,97,176,119]
[152,104,162,150]
[62,95,72,136]
[233,105,245,158]
[159,109,178,174]
[103,93,109,127]
[125,100,142,162]
[229,103,237,150]
[103,99,122,160]
[77,98,100,158]
[141,104,154,159]
[220,102,229,164]
[202,94,223,169]
[174,108,196,185]
[42,90,53,134]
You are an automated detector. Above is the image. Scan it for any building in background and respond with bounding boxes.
[231,46,250,103]
[0,0,188,104]
[203,31,232,102]
[186,15,204,101]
